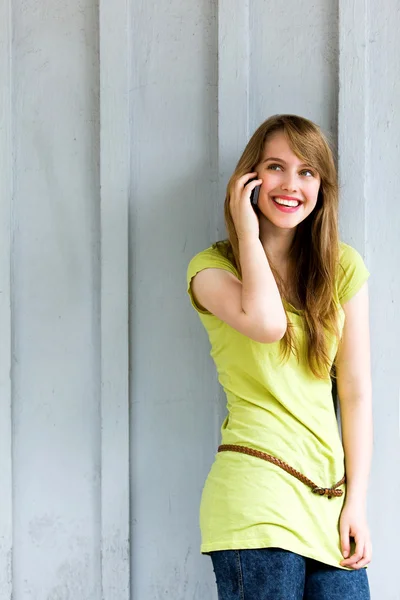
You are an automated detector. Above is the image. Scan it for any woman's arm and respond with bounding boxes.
[335,282,373,569]
[191,239,286,343]
[191,173,287,343]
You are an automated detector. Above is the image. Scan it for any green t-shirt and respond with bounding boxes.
[187,241,370,569]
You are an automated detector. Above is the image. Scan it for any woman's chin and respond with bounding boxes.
[258,210,300,231]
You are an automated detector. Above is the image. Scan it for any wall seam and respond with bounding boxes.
[0,0,13,596]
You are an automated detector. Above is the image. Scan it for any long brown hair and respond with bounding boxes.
[219,114,340,379]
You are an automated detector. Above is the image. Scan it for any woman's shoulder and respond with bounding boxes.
[339,240,362,259]
[187,240,238,282]
[337,241,370,304]
[338,240,368,273]
[186,240,239,315]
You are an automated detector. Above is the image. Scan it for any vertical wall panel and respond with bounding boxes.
[129,1,218,598]
[12,1,101,597]
[338,0,368,249]
[0,0,13,597]
[250,0,339,137]
[99,0,131,597]
[339,2,400,596]
[217,0,250,239]
[365,1,400,597]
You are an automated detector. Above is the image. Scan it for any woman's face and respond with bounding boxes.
[255,131,321,229]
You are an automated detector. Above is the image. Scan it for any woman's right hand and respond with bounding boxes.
[229,173,262,240]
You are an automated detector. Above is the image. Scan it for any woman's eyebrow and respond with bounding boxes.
[263,157,311,168]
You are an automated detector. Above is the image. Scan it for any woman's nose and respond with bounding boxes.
[281,172,298,192]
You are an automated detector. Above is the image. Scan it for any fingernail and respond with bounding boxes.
[343,552,349,558]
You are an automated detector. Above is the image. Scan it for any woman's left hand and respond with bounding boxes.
[339,501,372,569]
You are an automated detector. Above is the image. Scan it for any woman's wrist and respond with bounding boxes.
[237,232,261,246]
[344,488,367,509]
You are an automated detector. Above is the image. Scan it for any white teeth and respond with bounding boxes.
[274,197,300,207]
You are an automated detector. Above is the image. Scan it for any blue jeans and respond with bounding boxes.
[210,548,370,600]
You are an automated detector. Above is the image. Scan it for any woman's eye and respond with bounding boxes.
[267,164,316,177]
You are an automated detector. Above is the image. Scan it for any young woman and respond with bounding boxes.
[187,115,372,599]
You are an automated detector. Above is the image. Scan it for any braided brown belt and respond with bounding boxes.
[218,444,346,499]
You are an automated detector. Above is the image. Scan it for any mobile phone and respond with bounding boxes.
[245,177,261,208]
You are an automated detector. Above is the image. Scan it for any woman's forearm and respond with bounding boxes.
[340,393,373,505]
[238,235,287,335]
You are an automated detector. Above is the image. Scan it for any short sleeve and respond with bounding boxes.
[337,242,370,304]
[186,245,239,314]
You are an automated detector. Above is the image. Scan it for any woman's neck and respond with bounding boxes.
[259,217,296,268]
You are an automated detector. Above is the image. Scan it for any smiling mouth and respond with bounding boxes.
[272,197,301,208]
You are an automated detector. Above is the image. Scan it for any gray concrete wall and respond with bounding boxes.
[0,0,398,598]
